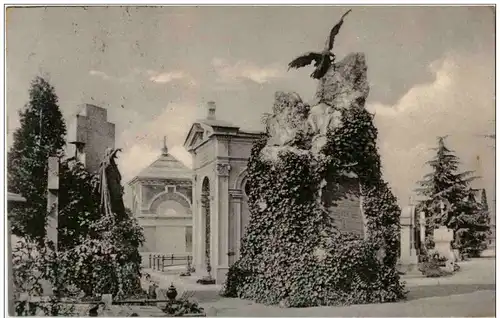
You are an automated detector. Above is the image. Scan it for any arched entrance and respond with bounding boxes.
[201,177,211,271]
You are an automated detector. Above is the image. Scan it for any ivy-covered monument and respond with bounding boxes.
[223,13,406,307]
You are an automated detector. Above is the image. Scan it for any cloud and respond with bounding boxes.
[367,51,495,207]
[148,70,197,86]
[89,69,197,86]
[89,70,113,81]
[117,101,198,182]
[212,58,285,86]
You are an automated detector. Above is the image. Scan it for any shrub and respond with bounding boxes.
[161,300,205,316]
[58,216,144,299]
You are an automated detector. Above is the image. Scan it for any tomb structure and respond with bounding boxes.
[183,101,264,283]
[128,139,193,256]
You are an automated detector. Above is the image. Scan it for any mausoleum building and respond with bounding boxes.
[128,140,193,255]
[183,101,264,283]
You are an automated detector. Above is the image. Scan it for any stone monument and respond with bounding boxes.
[224,21,405,304]
[433,226,455,272]
[66,104,115,174]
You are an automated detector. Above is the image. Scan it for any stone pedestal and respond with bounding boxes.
[433,226,455,272]
[398,206,419,273]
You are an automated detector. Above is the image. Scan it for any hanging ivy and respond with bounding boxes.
[222,104,406,307]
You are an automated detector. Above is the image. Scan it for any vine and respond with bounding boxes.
[222,104,406,307]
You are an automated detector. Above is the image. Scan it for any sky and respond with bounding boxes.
[6,6,495,209]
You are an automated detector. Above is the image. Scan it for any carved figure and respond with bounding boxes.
[288,10,352,79]
[96,148,127,222]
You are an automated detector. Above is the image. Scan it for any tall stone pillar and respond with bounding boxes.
[398,206,418,273]
[215,162,231,284]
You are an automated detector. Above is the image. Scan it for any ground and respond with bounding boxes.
[144,257,495,317]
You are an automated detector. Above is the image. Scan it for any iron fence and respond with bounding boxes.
[149,254,193,272]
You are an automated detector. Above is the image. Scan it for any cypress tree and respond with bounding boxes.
[8,76,67,242]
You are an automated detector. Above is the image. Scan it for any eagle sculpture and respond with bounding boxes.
[288,9,352,79]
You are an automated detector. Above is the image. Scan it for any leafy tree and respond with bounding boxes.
[453,189,490,257]
[417,137,474,232]
[416,136,488,255]
[8,76,67,242]
[58,159,101,251]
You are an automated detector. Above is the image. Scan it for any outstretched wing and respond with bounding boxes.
[288,52,323,70]
[327,9,352,51]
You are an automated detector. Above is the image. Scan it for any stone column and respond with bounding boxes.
[419,211,426,249]
[46,157,59,250]
[215,162,231,284]
[191,174,202,272]
[229,190,243,261]
[398,206,418,273]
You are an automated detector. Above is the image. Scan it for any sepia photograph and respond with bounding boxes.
[4,4,496,317]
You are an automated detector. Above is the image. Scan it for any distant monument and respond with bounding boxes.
[66,104,115,174]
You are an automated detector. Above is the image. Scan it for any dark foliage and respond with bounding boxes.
[161,299,205,316]
[222,106,406,307]
[416,137,489,256]
[8,76,67,242]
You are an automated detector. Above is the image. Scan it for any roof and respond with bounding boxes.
[129,153,192,184]
[7,192,26,203]
[198,118,239,129]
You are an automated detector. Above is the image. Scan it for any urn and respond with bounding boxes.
[166,283,178,301]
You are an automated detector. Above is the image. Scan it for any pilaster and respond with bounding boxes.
[229,189,243,261]
[215,162,231,283]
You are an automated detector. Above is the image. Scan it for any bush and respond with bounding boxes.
[58,216,144,299]
[161,300,205,316]
[417,250,458,277]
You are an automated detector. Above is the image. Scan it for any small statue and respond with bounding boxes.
[96,148,127,222]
